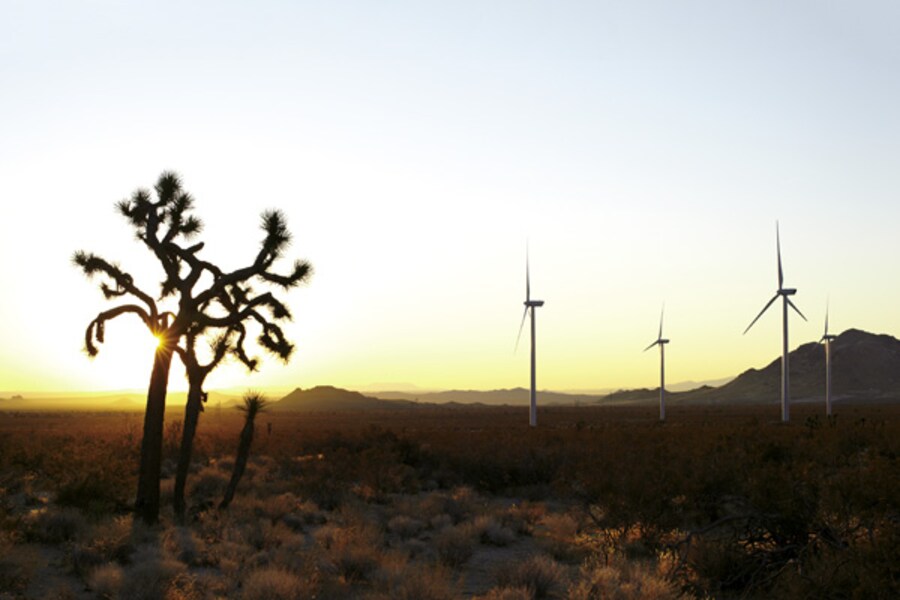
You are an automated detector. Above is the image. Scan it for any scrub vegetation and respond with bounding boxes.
[0,403,897,598]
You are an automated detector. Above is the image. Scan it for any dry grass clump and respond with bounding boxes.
[495,554,568,599]
[161,526,208,566]
[471,514,517,547]
[240,567,310,600]
[90,515,146,560]
[87,563,124,598]
[387,514,426,539]
[566,557,680,600]
[367,561,459,600]
[67,515,149,579]
[536,512,586,561]
[315,522,384,583]
[188,464,230,501]
[25,506,87,543]
[473,587,533,600]
[0,541,41,595]
[418,486,480,525]
[498,502,546,535]
[118,545,188,600]
[434,523,478,568]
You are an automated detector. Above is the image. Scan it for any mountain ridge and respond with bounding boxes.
[3,329,898,411]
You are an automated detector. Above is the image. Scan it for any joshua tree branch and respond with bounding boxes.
[73,252,160,321]
[84,305,154,357]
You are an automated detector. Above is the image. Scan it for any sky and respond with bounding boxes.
[1,1,899,396]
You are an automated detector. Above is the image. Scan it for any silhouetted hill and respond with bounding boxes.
[271,386,418,412]
[599,388,659,404]
[371,387,603,406]
[671,329,900,405]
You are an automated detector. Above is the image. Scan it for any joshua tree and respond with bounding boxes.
[220,391,268,510]
[173,303,296,523]
[171,328,233,524]
[75,172,311,525]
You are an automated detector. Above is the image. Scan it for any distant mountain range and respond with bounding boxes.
[0,390,243,411]
[370,388,603,406]
[593,329,900,406]
[2,329,898,411]
[275,329,900,410]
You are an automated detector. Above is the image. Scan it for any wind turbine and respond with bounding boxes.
[643,305,670,421]
[516,248,544,427]
[821,301,837,417]
[744,222,807,423]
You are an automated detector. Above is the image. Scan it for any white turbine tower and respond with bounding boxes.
[516,249,544,427]
[744,222,807,423]
[821,301,837,417]
[643,306,670,422]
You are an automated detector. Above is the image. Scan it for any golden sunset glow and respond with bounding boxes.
[1,2,900,398]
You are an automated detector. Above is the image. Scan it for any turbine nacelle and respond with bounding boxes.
[525,300,544,308]
[780,288,797,296]
[643,337,670,351]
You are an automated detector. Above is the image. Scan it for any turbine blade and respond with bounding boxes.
[787,297,807,321]
[776,221,784,290]
[824,298,830,337]
[744,294,779,334]
[515,306,529,352]
[525,245,530,302]
[643,340,659,352]
[658,304,664,340]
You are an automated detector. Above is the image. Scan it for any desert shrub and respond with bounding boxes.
[241,567,308,600]
[56,471,128,516]
[315,523,383,583]
[188,465,230,501]
[26,506,87,543]
[495,554,568,599]
[398,538,433,561]
[567,557,679,600]
[417,487,479,525]
[430,513,454,531]
[0,541,40,594]
[471,515,516,546]
[161,526,207,566]
[434,524,477,568]
[87,515,141,564]
[119,545,187,600]
[68,542,105,578]
[254,492,300,521]
[499,502,545,535]
[387,515,425,539]
[473,587,533,600]
[536,513,582,560]
[368,561,459,600]
[88,563,124,598]
[281,500,327,531]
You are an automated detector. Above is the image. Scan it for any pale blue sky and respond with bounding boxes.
[2,1,899,393]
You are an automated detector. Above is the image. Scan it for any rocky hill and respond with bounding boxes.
[670,329,900,405]
[270,385,418,411]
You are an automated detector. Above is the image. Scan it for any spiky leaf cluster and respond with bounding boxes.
[237,391,268,417]
[75,171,313,377]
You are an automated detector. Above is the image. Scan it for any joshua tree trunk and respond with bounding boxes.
[135,344,174,525]
[173,379,204,523]
[220,393,266,510]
